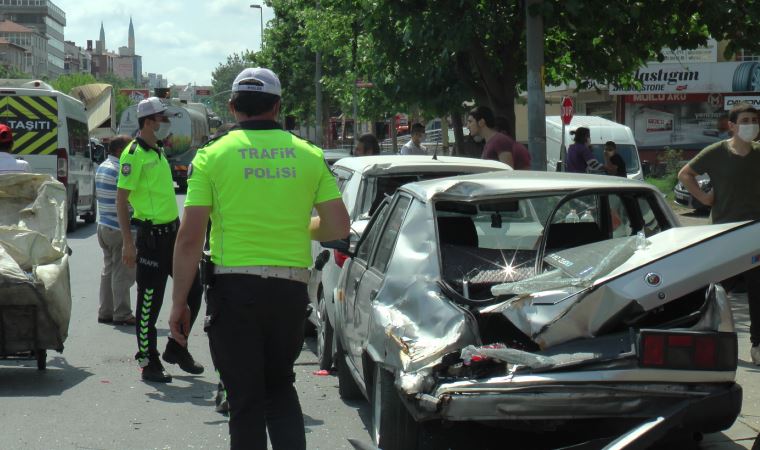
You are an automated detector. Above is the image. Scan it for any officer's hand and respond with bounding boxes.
[122,240,137,268]
[169,303,191,347]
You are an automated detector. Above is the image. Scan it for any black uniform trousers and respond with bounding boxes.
[135,220,202,360]
[206,274,307,450]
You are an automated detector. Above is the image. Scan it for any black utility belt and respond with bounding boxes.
[132,218,179,235]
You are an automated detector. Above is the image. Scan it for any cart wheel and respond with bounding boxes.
[36,350,46,370]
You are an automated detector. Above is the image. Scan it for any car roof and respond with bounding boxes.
[332,155,510,174]
[400,170,655,202]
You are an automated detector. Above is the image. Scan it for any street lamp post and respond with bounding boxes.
[249,4,264,51]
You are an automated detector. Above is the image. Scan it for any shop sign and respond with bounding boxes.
[724,95,760,110]
[611,61,760,94]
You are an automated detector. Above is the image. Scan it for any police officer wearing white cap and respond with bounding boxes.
[116,96,204,383]
[170,68,349,449]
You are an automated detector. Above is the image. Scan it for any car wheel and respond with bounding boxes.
[336,339,362,400]
[371,364,420,450]
[83,190,97,224]
[316,290,334,370]
[66,193,78,232]
[732,62,760,91]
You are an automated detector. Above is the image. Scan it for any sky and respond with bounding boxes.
[57,0,274,86]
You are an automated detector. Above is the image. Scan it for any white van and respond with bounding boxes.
[0,79,96,231]
[546,115,643,180]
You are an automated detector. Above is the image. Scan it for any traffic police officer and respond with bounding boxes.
[116,97,204,383]
[170,68,349,450]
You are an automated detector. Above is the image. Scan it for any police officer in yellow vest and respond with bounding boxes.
[170,68,349,450]
[116,97,204,383]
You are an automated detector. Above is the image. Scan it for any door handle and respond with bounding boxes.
[370,289,378,300]
[353,278,360,290]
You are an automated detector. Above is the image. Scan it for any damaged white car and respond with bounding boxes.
[328,171,755,450]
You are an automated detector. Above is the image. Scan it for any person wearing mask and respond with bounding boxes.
[602,141,627,177]
[678,103,760,364]
[399,123,427,155]
[170,67,349,449]
[0,123,30,173]
[353,133,380,156]
[468,106,529,169]
[96,135,136,326]
[566,127,603,173]
[116,97,204,383]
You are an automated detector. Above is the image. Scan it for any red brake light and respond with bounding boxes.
[642,335,665,366]
[639,330,735,371]
[695,336,717,369]
[56,148,68,184]
[333,250,349,268]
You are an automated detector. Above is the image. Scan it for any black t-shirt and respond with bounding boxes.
[609,153,626,177]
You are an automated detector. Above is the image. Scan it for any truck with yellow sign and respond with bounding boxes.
[0,79,96,231]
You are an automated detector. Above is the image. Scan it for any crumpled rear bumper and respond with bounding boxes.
[425,381,741,433]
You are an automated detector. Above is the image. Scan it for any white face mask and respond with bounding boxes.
[737,124,759,142]
[155,121,172,140]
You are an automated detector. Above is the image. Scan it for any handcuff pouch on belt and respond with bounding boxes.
[133,219,156,250]
[200,250,216,288]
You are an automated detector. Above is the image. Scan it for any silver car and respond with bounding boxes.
[307,155,509,370]
[329,170,755,450]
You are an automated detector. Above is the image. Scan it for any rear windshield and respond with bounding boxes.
[590,144,640,173]
[358,172,464,218]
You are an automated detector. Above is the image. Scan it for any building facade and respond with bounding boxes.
[0,0,66,78]
[64,40,90,75]
[0,37,26,74]
[0,20,47,77]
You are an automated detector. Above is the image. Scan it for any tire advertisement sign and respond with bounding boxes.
[610,61,760,94]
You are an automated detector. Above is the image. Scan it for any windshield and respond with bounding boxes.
[435,190,669,301]
[590,144,640,173]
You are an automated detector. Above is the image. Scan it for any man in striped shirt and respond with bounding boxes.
[96,135,136,325]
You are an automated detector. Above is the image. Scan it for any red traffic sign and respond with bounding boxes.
[561,96,574,125]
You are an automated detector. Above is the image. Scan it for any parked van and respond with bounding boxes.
[545,115,643,180]
[0,79,96,231]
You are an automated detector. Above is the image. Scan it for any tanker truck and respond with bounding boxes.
[118,99,218,190]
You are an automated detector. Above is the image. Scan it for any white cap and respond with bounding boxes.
[232,67,281,96]
[137,97,168,119]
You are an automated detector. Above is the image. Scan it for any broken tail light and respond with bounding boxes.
[333,250,349,268]
[638,330,736,371]
[56,148,68,185]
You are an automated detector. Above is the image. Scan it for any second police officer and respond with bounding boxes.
[115,97,204,382]
[170,68,349,449]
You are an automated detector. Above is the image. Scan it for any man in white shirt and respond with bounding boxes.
[0,124,30,173]
[399,123,427,155]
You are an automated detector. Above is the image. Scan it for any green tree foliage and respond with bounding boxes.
[210,52,257,122]
[0,65,26,79]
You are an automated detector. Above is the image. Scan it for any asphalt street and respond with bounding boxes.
[0,196,756,449]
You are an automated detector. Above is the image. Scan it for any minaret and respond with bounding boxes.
[128,17,135,55]
[98,21,105,54]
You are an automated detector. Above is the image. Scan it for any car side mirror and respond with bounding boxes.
[320,237,350,254]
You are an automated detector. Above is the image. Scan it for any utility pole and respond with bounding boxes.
[526,0,547,171]
[315,1,323,146]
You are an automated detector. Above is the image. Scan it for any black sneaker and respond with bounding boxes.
[141,357,172,383]
[215,383,229,415]
[163,338,205,375]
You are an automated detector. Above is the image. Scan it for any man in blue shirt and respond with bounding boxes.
[96,135,136,325]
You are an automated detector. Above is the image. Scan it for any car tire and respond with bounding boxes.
[371,364,420,450]
[732,62,760,91]
[336,339,362,400]
[316,290,334,370]
[83,189,97,224]
[66,193,78,232]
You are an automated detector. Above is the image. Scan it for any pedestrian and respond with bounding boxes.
[0,123,30,173]
[602,141,627,177]
[467,106,529,169]
[353,133,380,156]
[115,96,204,383]
[494,115,532,170]
[96,135,136,326]
[566,126,603,173]
[678,102,760,364]
[399,123,427,155]
[169,67,349,450]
